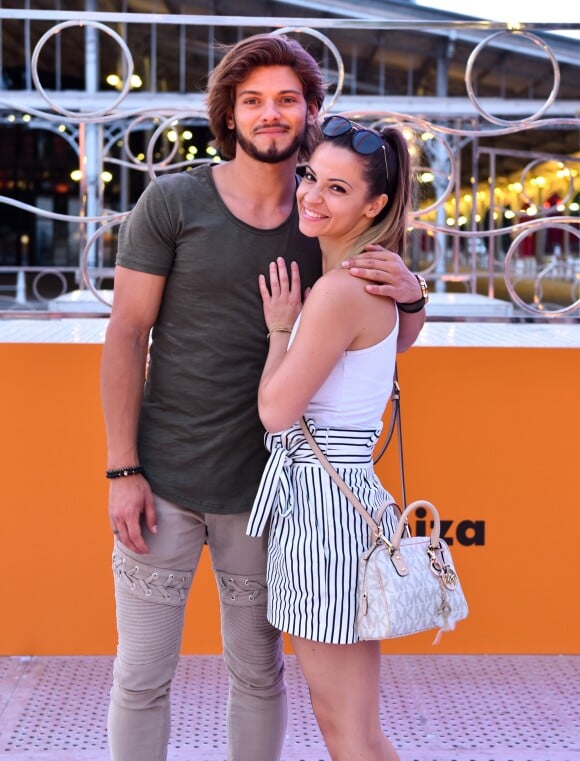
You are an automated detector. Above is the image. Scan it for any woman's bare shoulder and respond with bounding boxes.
[310,266,367,299]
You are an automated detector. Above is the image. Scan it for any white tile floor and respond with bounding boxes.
[0,655,578,761]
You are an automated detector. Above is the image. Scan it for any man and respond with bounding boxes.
[101,33,426,761]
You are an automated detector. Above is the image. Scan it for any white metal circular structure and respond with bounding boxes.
[465,31,560,126]
[31,20,134,119]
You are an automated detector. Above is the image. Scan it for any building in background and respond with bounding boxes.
[0,1,578,311]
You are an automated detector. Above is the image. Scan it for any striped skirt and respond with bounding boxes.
[247,419,400,644]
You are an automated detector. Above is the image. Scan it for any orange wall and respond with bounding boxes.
[1,341,578,655]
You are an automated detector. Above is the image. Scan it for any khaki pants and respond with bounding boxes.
[108,494,285,761]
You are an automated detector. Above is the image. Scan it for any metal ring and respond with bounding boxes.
[31,268,68,302]
[31,20,134,119]
[271,26,345,113]
[465,30,560,126]
[503,221,580,316]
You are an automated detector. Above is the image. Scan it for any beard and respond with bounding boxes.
[235,127,305,164]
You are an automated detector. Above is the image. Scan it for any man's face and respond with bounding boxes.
[230,65,315,164]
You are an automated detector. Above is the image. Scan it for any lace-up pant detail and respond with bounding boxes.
[108,547,194,761]
[107,494,285,761]
[113,552,192,606]
[216,572,286,761]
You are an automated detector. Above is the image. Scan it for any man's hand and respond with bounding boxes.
[341,244,422,303]
[109,476,157,554]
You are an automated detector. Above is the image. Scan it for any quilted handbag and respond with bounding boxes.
[356,499,468,641]
[299,419,468,643]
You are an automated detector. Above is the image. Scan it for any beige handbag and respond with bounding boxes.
[300,415,468,643]
[356,499,468,641]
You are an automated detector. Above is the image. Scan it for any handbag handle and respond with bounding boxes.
[390,500,441,549]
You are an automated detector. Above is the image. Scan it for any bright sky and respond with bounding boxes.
[417,0,579,23]
[417,1,579,42]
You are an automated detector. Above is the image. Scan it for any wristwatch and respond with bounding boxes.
[397,275,428,313]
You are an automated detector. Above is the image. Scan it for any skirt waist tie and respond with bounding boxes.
[246,418,380,538]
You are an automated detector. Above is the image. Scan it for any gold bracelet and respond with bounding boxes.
[266,327,292,340]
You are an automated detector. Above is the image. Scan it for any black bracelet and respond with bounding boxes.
[396,297,426,313]
[397,274,428,313]
[106,465,145,479]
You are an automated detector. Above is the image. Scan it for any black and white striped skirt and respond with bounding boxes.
[247,420,400,644]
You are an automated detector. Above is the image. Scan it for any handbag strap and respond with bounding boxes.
[299,418,388,539]
[373,364,407,510]
[299,419,441,549]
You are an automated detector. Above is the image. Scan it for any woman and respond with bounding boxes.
[247,115,414,761]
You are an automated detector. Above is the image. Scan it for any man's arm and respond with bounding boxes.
[341,244,426,352]
[394,307,425,353]
[100,265,166,554]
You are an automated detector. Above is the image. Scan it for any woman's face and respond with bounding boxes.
[296,142,386,242]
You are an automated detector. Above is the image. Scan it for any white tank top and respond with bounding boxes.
[290,309,399,429]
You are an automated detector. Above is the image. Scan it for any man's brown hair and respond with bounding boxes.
[206,33,326,161]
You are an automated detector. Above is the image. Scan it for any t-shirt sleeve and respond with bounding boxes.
[116,179,177,276]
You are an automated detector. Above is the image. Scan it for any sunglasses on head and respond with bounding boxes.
[321,116,389,180]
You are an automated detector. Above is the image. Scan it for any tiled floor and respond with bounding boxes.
[0,655,578,760]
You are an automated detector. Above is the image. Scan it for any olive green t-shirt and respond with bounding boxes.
[116,164,322,513]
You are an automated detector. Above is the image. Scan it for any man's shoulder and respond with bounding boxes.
[135,164,215,215]
[153,163,211,192]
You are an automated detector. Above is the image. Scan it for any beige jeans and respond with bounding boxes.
[108,494,285,761]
